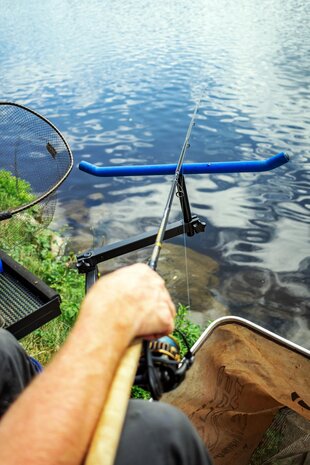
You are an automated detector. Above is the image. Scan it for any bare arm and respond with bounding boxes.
[0,264,175,465]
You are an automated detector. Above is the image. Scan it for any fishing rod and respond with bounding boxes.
[134,102,201,399]
[148,101,200,270]
[84,103,202,465]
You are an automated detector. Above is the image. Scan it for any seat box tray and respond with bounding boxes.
[0,249,61,339]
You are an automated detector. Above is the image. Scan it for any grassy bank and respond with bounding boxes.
[1,227,85,364]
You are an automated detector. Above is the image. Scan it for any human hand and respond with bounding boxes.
[80,263,176,342]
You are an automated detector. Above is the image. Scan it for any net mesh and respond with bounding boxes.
[0,102,72,216]
[250,408,310,465]
[0,102,72,245]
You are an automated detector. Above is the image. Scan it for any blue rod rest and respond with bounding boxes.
[79,152,289,177]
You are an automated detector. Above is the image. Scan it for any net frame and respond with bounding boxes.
[163,316,310,465]
[0,102,73,220]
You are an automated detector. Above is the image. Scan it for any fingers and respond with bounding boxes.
[112,264,176,338]
[82,263,176,341]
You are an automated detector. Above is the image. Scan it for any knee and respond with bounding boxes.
[0,329,21,361]
[128,400,205,447]
[0,329,33,373]
[140,401,212,464]
[116,400,212,465]
[130,399,195,436]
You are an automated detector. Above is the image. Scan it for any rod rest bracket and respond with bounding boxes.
[76,215,206,276]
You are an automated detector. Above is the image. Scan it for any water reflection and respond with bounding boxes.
[0,0,309,345]
[220,259,310,348]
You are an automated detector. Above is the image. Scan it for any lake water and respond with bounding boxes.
[0,0,309,346]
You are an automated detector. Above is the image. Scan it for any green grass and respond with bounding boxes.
[0,169,35,211]
[174,303,203,356]
[0,169,43,248]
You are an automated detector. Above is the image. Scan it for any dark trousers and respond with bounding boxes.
[0,329,212,465]
[115,400,212,465]
[0,328,37,416]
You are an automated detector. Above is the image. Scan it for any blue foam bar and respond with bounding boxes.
[79,152,289,177]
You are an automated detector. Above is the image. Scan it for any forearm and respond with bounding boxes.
[0,264,175,465]
[0,305,131,465]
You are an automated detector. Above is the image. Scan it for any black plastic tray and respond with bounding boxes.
[0,249,61,339]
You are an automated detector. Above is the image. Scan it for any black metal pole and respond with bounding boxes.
[148,101,200,270]
[177,174,193,230]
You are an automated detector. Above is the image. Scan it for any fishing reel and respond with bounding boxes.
[134,332,194,400]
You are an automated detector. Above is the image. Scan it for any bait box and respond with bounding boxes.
[0,249,61,339]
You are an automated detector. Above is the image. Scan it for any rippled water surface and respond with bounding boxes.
[1,0,309,346]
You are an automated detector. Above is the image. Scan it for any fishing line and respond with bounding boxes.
[137,102,200,400]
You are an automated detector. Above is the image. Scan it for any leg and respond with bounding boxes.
[114,399,213,465]
[0,329,37,417]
